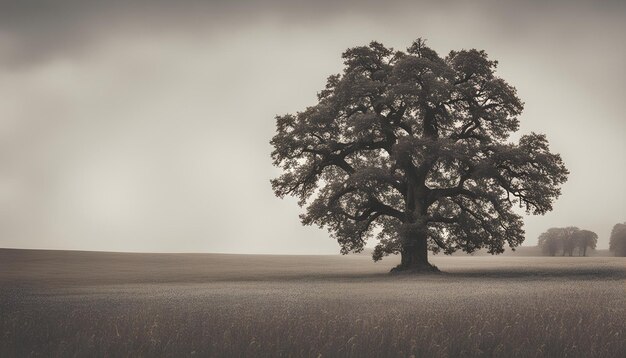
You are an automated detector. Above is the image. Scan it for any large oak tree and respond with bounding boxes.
[271,39,568,271]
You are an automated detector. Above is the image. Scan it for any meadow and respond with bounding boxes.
[1,249,625,357]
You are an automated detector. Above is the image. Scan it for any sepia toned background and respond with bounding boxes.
[0,0,624,253]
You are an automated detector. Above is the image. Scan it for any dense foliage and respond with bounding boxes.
[271,39,569,269]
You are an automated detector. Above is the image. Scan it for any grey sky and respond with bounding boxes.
[1,0,624,253]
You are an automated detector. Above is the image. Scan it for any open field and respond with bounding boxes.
[1,249,625,357]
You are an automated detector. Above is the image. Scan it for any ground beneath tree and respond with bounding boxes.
[390,263,441,274]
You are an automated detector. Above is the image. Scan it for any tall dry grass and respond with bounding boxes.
[1,250,624,357]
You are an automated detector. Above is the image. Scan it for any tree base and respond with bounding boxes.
[390,263,440,274]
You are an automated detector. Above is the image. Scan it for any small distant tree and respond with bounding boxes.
[537,228,562,256]
[271,39,569,272]
[572,229,597,256]
[609,222,626,257]
[560,226,579,256]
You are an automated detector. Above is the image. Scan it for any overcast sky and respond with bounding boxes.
[1,0,624,253]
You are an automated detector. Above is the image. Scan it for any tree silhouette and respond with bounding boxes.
[538,228,563,256]
[609,222,626,257]
[538,227,597,257]
[560,226,580,257]
[573,229,597,256]
[271,39,569,272]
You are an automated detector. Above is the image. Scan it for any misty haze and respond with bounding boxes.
[1,0,625,357]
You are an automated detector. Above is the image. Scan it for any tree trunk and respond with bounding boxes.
[391,230,439,273]
[394,163,438,273]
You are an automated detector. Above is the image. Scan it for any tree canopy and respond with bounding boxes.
[270,39,569,271]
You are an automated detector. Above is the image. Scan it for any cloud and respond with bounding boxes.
[3,0,624,67]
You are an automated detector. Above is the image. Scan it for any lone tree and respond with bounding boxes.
[271,39,569,272]
[609,222,626,257]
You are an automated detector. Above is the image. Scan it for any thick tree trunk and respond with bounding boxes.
[394,159,439,273]
[391,230,439,273]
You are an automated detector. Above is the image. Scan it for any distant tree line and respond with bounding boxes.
[537,222,626,257]
[537,227,597,256]
[609,222,626,257]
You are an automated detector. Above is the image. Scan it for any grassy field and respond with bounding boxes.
[1,249,625,357]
